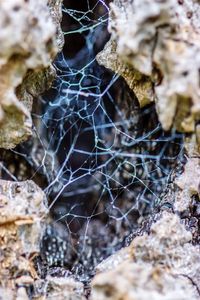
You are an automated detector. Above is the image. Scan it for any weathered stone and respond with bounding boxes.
[97,39,154,107]
[99,0,200,133]
[92,263,198,300]
[174,157,200,212]
[48,0,64,52]
[91,212,200,300]
[0,180,48,292]
[33,276,86,300]
[0,0,63,149]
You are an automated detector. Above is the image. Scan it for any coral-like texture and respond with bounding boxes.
[0,180,48,296]
[91,212,200,300]
[98,0,200,132]
[0,0,63,149]
[97,39,154,107]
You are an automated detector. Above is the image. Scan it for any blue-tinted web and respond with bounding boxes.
[1,0,184,281]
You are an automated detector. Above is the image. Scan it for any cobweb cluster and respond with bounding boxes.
[0,0,184,282]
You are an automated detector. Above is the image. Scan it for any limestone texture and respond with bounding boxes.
[98,0,200,132]
[91,130,200,299]
[0,180,48,298]
[0,0,63,149]
[1,0,200,299]
[33,276,86,300]
[91,212,200,300]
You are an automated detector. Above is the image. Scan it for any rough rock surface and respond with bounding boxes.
[0,178,86,300]
[33,276,86,300]
[0,180,48,298]
[1,0,200,299]
[48,0,64,52]
[91,212,200,300]
[91,131,200,299]
[0,0,63,149]
[174,156,200,212]
[98,0,200,132]
[92,263,198,300]
[97,39,154,108]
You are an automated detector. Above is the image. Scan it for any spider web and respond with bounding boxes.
[0,0,184,282]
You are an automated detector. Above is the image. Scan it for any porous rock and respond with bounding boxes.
[0,180,48,296]
[174,156,200,212]
[45,276,86,300]
[0,0,63,149]
[91,212,200,300]
[97,39,154,108]
[98,0,200,132]
[48,0,64,52]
